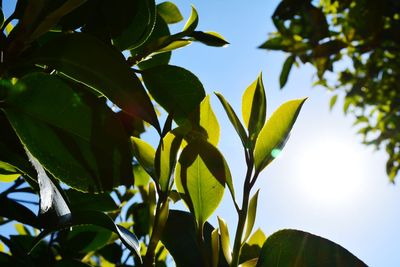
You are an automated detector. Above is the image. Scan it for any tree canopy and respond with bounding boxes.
[261,0,400,182]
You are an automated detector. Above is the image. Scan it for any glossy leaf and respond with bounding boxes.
[131,137,156,178]
[157,2,183,24]
[31,210,141,262]
[279,55,295,89]
[175,139,226,226]
[182,6,199,34]
[191,31,229,47]
[242,74,266,144]
[218,216,232,264]
[33,33,160,131]
[142,65,205,124]
[256,229,367,267]
[243,190,259,242]
[254,98,307,173]
[215,92,248,148]
[155,131,182,192]
[4,73,133,192]
[66,189,118,212]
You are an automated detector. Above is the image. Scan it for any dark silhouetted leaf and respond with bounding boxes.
[66,189,118,212]
[190,31,229,47]
[280,55,295,89]
[0,196,40,228]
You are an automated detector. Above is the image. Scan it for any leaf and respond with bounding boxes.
[157,2,183,24]
[175,139,226,226]
[190,31,229,47]
[256,229,367,267]
[66,189,118,212]
[218,216,232,264]
[0,8,4,29]
[33,33,160,131]
[239,258,259,267]
[63,225,112,253]
[155,131,182,192]
[141,65,205,124]
[133,164,150,186]
[112,0,156,51]
[0,173,20,183]
[161,210,228,267]
[182,6,199,34]
[3,73,133,192]
[243,190,259,242]
[131,137,156,178]
[211,228,220,267]
[329,94,338,110]
[280,55,295,89]
[254,98,307,173]
[240,229,266,264]
[31,210,141,262]
[215,92,248,148]
[242,73,267,145]
[0,196,40,228]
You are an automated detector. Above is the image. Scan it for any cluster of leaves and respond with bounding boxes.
[261,0,400,182]
[0,0,367,266]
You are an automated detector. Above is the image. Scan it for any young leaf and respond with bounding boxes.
[155,131,182,192]
[218,216,232,265]
[215,92,248,148]
[242,74,266,145]
[256,229,367,267]
[190,31,229,47]
[279,55,295,89]
[3,73,133,192]
[211,228,220,267]
[33,33,160,132]
[131,137,156,178]
[175,139,226,227]
[243,190,259,242]
[182,6,199,34]
[254,98,307,174]
[141,65,205,124]
[157,2,183,24]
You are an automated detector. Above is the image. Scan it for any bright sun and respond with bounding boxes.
[293,137,366,205]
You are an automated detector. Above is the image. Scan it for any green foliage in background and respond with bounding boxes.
[262,0,400,182]
[0,0,367,266]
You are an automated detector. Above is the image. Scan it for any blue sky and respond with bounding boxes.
[1,1,400,266]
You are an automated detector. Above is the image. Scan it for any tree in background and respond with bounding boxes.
[261,0,400,182]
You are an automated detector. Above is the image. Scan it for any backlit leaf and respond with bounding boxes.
[243,190,259,242]
[131,137,156,178]
[254,98,306,173]
[211,228,220,267]
[256,229,367,267]
[279,55,295,89]
[182,6,198,34]
[157,2,183,24]
[218,216,232,264]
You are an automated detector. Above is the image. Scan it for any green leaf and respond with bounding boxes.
[63,225,112,253]
[240,229,266,264]
[133,164,150,186]
[157,2,183,24]
[211,228,220,267]
[0,196,40,228]
[161,210,227,267]
[31,210,141,262]
[141,65,205,124]
[190,31,229,47]
[215,92,248,148]
[182,6,199,34]
[3,73,133,192]
[112,0,156,51]
[329,94,338,110]
[239,258,258,267]
[155,131,182,192]
[33,33,160,131]
[254,98,307,173]
[242,73,266,145]
[0,173,20,183]
[279,55,295,89]
[243,190,259,242]
[131,137,156,178]
[54,259,93,267]
[218,216,232,265]
[175,139,226,226]
[66,189,118,212]
[256,229,367,267]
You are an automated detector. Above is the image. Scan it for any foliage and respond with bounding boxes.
[0,0,367,267]
[261,0,400,182]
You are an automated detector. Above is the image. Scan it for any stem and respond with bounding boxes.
[196,222,210,267]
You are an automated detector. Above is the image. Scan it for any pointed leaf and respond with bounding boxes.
[3,73,133,192]
[243,190,259,242]
[256,229,367,267]
[218,216,232,264]
[239,258,258,267]
[211,228,220,267]
[157,2,183,24]
[66,189,118,212]
[131,137,156,178]
[0,196,40,228]
[242,74,266,144]
[33,33,160,131]
[141,65,205,124]
[191,31,229,47]
[175,139,226,226]
[279,55,295,89]
[182,6,198,34]
[240,229,266,264]
[329,94,338,110]
[155,131,182,192]
[254,98,307,173]
[215,92,248,148]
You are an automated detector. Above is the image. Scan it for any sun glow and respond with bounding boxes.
[293,137,366,205]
